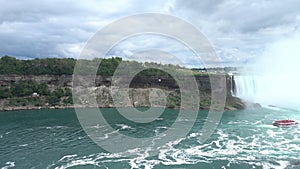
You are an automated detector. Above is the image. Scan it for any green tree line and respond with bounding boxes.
[0,56,184,76]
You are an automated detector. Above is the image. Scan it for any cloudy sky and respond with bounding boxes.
[0,0,299,67]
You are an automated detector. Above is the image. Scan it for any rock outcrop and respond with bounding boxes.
[0,74,245,111]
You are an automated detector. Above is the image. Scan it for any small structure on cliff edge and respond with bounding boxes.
[31,92,39,98]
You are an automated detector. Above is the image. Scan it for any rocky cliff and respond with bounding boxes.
[0,74,245,111]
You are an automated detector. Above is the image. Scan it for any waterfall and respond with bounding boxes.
[232,75,300,110]
[232,75,265,102]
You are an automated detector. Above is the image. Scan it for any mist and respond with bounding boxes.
[253,30,300,109]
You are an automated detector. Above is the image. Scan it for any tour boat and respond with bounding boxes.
[273,120,298,127]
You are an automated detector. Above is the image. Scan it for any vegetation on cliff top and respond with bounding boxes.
[0,55,196,77]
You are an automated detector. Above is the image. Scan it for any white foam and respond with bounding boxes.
[46,126,68,130]
[262,160,289,169]
[90,124,103,129]
[19,144,28,147]
[187,132,202,139]
[59,154,78,162]
[266,129,276,138]
[115,124,133,130]
[55,159,98,169]
[53,153,124,169]
[48,114,300,169]
[1,161,15,169]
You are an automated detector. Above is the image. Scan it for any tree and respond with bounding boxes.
[0,87,11,98]
[37,83,50,96]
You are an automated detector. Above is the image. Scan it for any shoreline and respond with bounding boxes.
[0,103,242,112]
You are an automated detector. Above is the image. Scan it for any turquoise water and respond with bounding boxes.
[1,108,300,169]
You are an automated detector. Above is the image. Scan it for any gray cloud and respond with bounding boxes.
[174,0,300,33]
[0,0,134,58]
[0,0,299,67]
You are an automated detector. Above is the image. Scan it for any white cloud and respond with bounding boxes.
[0,0,299,67]
[171,0,300,66]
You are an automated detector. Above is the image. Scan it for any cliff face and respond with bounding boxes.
[0,74,245,111]
[0,75,73,88]
[0,74,212,89]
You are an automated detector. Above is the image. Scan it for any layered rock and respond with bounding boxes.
[0,74,245,111]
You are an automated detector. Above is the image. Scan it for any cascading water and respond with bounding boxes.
[233,75,300,110]
[233,75,262,101]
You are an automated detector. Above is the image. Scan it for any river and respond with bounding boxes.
[1,108,300,169]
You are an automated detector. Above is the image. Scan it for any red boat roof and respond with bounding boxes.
[273,120,298,127]
[274,120,297,123]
